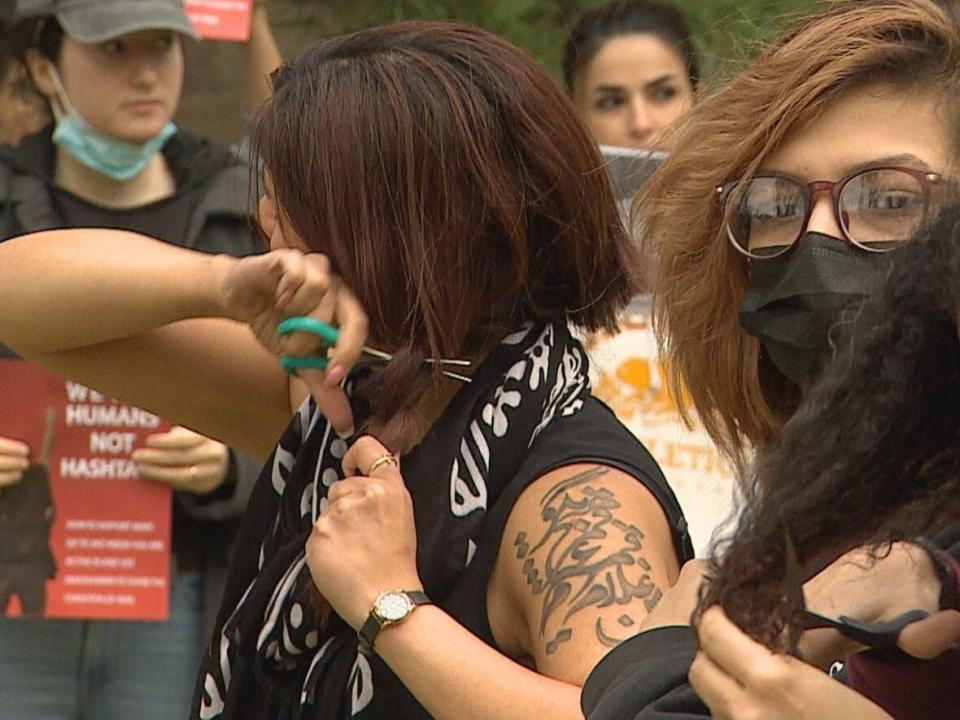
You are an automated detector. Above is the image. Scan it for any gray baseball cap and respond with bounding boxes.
[15,0,199,43]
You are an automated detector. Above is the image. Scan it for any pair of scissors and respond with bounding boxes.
[783,529,930,658]
[277,316,472,383]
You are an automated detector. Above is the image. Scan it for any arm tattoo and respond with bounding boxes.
[596,615,638,648]
[513,466,664,654]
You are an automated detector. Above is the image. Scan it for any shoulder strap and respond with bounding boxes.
[0,163,62,239]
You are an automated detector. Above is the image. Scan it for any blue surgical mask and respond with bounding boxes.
[47,64,176,182]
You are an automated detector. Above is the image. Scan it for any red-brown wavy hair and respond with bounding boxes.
[640,0,960,471]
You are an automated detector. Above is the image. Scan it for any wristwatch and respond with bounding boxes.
[358,590,432,655]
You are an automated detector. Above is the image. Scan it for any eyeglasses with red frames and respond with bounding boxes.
[716,166,949,260]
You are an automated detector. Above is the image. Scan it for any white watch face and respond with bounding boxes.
[376,592,411,622]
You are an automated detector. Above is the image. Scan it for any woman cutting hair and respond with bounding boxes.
[0,20,693,720]
[687,202,960,719]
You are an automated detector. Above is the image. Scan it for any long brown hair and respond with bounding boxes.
[640,0,960,470]
[255,21,638,452]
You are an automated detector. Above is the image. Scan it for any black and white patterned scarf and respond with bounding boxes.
[195,322,590,720]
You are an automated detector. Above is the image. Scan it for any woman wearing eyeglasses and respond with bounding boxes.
[581,1,960,718]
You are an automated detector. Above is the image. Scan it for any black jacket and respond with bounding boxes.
[583,626,705,719]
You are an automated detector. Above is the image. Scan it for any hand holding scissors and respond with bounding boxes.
[783,532,958,664]
[222,250,472,438]
[691,606,896,720]
[221,249,368,437]
[276,316,471,383]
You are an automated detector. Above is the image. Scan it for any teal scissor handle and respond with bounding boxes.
[277,317,340,345]
[279,354,329,373]
[277,316,338,375]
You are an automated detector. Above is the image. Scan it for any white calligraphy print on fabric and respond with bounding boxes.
[450,428,489,517]
[199,672,224,719]
[350,652,374,715]
[531,345,587,445]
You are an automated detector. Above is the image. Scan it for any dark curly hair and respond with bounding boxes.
[700,202,960,650]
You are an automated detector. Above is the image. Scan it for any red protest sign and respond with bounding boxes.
[185,0,253,42]
[0,360,173,621]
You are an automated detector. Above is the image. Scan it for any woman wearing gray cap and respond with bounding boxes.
[0,1,279,718]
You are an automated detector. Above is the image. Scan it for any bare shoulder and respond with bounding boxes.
[489,463,682,685]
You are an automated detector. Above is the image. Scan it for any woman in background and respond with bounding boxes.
[567,0,728,557]
[563,0,698,151]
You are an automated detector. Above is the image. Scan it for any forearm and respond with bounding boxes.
[376,605,584,720]
[0,230,296,457]
[0,229,230,354]
[244,5,282,115]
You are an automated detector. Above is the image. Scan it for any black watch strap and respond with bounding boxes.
[358,591,432,655]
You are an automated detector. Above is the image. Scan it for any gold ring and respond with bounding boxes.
[367,454,398,475]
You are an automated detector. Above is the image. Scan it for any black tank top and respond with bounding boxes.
[194,324,693,720]
[447,395,693,646]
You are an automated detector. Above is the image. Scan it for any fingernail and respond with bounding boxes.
[325,364,346,386]
[336,424,355,440]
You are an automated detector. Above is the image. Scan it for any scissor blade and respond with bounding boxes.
[361,346,394,362]
[425,358,473,367]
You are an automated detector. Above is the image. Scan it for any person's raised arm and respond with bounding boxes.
[244,1,283,115]
[0,229,365,458]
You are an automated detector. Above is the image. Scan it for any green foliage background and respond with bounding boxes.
[181,1,829,142]
[289,1,824,83]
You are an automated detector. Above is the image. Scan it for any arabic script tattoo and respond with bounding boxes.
[514,466,664,654]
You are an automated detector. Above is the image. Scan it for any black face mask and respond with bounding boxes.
[739,232,884,389]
